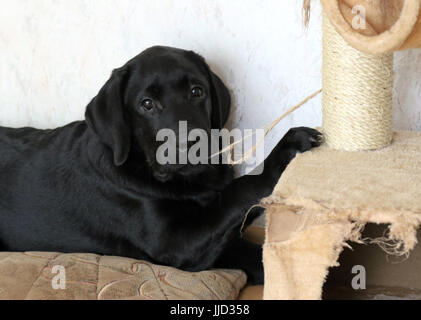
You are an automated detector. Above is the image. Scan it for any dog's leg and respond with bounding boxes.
[206,128,321,270]
[216,127,321,225]
[176,128,320,272]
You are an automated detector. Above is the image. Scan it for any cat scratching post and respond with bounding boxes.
[262,1,421,300]
[321,0,421,150]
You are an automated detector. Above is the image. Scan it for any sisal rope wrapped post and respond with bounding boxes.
[322,13,393,151]
[319,0,421,151]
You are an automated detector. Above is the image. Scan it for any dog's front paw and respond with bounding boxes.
[283,127,323,153]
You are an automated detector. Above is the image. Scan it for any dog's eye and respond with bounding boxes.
[191,86,204,98]
[141,99,155,111]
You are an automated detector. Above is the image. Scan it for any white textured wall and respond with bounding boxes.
[0,0,420,159]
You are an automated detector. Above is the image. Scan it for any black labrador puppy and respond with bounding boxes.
[0,46,320,284]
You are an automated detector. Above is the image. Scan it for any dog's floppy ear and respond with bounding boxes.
[208,71,231,129]
[85,68,131,166]
[208,70,231,129]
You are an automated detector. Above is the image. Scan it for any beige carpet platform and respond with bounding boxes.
[262,131,421,300]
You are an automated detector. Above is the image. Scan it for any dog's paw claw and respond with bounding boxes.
[284,127,323,153]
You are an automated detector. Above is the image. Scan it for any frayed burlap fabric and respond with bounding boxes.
[262,131,421,300]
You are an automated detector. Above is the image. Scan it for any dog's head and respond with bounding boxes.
[85,46,231,182]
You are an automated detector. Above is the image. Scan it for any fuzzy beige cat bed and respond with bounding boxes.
[322,0,421,54]
[262,1,421,300]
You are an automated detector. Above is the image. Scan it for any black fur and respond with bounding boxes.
[0,46,321,284]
